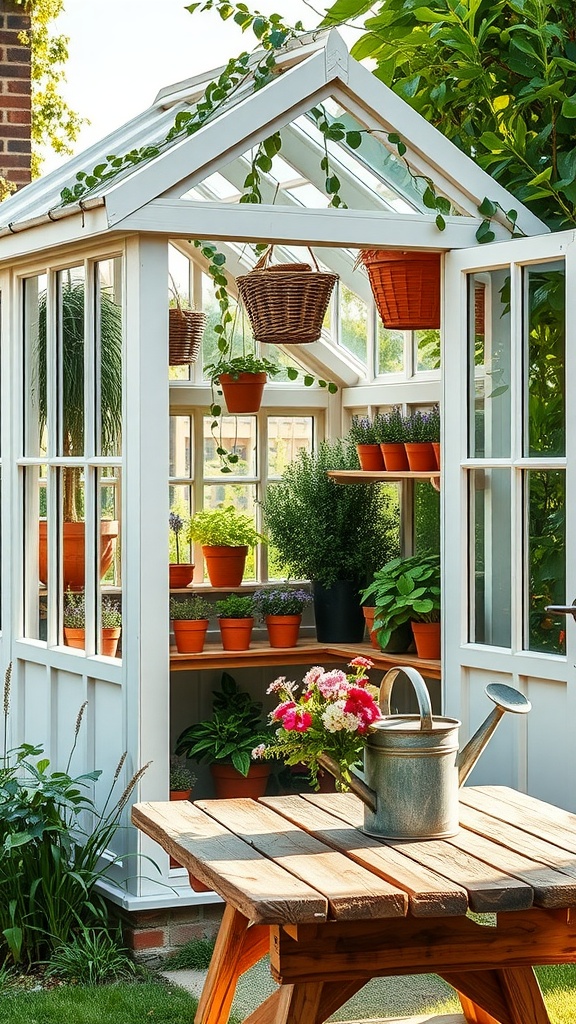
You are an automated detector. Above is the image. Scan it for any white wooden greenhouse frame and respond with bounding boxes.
[0,29,573,915]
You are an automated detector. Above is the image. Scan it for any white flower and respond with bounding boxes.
[322,702,362,733]
[251,743,267,759]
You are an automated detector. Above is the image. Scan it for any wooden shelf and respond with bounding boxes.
[170,639,440,678]
[327,470,440,484]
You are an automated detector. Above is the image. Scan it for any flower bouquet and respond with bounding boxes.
[258,657,381,787]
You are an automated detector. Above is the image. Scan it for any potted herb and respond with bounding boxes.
[204,353,281,414]
[188,505,264,587]
[175,672,272,797]
[169,511,194,589]
[169,755,196,799]
[37,281,121,590]
[348,415,385,471]
[360,554,441,660]
[261,439,399,642]
[378,406,409,471]
[63,593,122,657]
[428,403,441,468]
[170,594,211,654]
[215,593,255,651]
[253,585,312,648]
[404,409,436,472]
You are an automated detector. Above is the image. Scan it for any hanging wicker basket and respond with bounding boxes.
[169,308,207,365]
[236,246,338,345]
[359,250,441,330]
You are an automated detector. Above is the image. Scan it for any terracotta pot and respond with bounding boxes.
[169,789,191,868]
[202,545,248,587]
[405,442,437,472]
[39,519,119,590]
[63,626,85,650]
[210,762,271,799]
[218,616,254,651]
[411,621,441,660]
[219,372,266,414]
[360,250,441,330]
[362,609,412,653]
[172,618,209,654]
[265,614,301,648]
[101,627,121,657]
[432,442,440,469]
[188,871,211,892]
[362,606,380,650]
[356,444,385,471]
[380,443,409,471]
[169,563,195,588]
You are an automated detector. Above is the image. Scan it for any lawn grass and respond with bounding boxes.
[425,964,576,1024]
[0,978,198,1024]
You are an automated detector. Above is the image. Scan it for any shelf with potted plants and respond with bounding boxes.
[331,407,440,488]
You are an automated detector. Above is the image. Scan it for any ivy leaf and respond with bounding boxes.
[325,175,341,194]
[328,383,338,394]
[211,405,222,417]
[478,197,498,217]
[423,187,437,209]
[345,130,362,149]
[435,213,446,230]
[397,141,407,156]
[304,375,314,387]
[476,220,496,243]
[212,253,226,266]
[253,16,267,37]
[286,367,298,380]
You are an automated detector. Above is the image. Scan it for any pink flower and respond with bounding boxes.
[349,657,374,670]
[344,687,381,727]
[302,665,325,687]
[316,669,347,698]
[282,708,313,732]
[272,700,296,721]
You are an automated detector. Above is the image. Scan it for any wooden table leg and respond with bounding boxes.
[195,905,269,1024]
[441,967,551,1024]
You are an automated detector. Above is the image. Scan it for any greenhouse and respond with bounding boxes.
[0,27,572,931]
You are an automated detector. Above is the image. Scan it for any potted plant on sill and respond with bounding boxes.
[261,439,399,643]
[429,403,441,469]
[360,553,441,660]
[404,409,437,472]
[215,593,255,651]
[188,505,264,587]
[204,353,281,415]
[348,414,385,471]
[169,511,194,589]
[170,594,211,654]
[253,585,312,648]
[63,592,122,657]
[378,406,409,471]
[37,281,121,590]
[175,672,273,798]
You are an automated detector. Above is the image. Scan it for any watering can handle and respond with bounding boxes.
[379,666,434,731]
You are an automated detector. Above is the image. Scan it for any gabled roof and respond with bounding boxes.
[0,29,546,249]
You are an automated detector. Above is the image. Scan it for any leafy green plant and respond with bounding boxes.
[261,438,400,588]
[164,935,216,971]
[404,409,435,443]
[204,353,281,384]
[63,593,121,629]
[215,594,254,618]
[169,756,196,793]
[0,669,149,966]
[360,554,441,649]
[348,415,382,445]
[175,672,271,775]
[169,595,211,621]
[378,406,406,444]
[188,505,264,548]
[45,926,137,985]
[252,586,312,618]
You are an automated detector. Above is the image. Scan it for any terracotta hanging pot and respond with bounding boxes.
[405,442,437,472]
[210,762,271,799]
[172,618,209,654]
[356,444,385,471]
[218,616,254,651]
[265,614,302,648]
[411,621,441,660]
[219,372,266,413]
[202,545,248,587]
[380,443,409,471]
[360,250,441,330]
[169,563,195,588]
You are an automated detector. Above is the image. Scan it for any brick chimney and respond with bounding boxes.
[0,0,31,190]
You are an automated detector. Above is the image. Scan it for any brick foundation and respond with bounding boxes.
[0,0,31,188]
[119,902,225,965]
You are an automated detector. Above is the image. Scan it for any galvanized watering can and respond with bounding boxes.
[319,666,531,840]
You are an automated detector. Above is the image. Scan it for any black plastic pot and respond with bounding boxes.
[313,580,365,643]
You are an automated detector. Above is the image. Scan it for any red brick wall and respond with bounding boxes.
[0,0,31,188]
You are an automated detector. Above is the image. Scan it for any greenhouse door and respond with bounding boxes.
[443,230,576,811]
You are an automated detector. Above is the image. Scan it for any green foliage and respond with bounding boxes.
[169,595,211,621]
[360,553,441,647]
[188,505,264,547]
[0,976,199,1023]
[169,756,196,792]
[377,406,405,443]
[347,414,382,445]
[164,936,216,971]
[252,586,312,617]
[215,593,254,618]
[45,926,137,985]
[204,353,281,383]
[261,438,400,588]
[175,672,271,775]
[63,594,121,628]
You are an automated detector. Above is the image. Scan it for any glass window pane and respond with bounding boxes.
[170,415,192,478]
[169,485,192,565]
[416,329,440,371]
[524,261,565,457]
[99,467,121,589]
[24,274,47,457]
[203,415,256,477]
[58,267,85,463]
[468,271,511,459]
[60,465,86,594]
[527,470,565,655]
[25,465,46,641]
[202,484,257,580]
[268,416,313,477]
[377,322,404,374]
[97,259,123,457]
[339,283,367,363]
[414,481,440,554]
[469,468,511,647]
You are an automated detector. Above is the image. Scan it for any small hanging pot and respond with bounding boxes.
[359,250,441,330]
[236,246,337,345]
[169,306,207,365]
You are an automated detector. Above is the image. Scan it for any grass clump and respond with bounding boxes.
[163,936,215,971]
[46,928,137,986]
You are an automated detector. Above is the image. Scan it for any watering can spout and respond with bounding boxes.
[456,683,531,786]
[317,752,377,812]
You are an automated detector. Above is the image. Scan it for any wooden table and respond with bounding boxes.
[132,786,576,1024]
